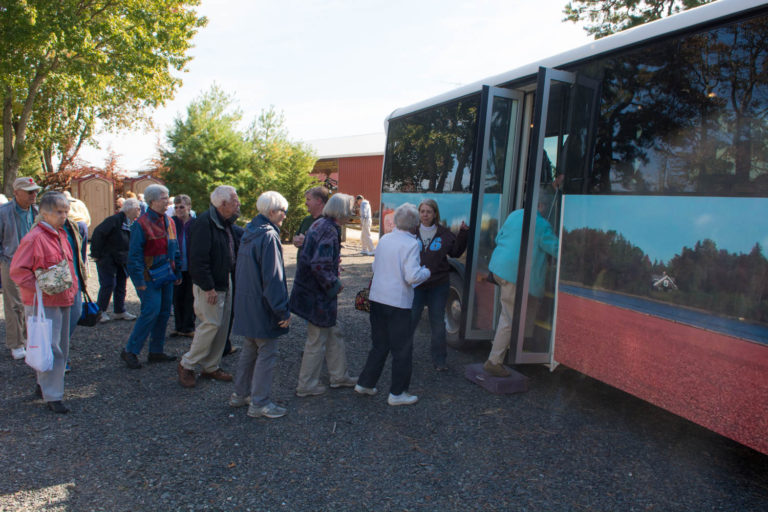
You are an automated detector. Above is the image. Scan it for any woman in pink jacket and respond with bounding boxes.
[11,192,77,414]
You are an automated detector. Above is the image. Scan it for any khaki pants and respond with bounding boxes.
[180,279,232,373]
[360,220,375,253]
[296,323,350,391]
[2,261,26,350]
[487,277,539,365]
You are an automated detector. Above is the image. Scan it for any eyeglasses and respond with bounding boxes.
[277,208,287,214]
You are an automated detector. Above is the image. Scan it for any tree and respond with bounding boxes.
[246,108,318,239]
[162,89,318,237]
[1,0,207,194]
[161,86,252,214]
[563,0,713,39]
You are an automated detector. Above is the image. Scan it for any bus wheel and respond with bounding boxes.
[446,272,469,350]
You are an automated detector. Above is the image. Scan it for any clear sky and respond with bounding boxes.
[79,0,593,171]
[563,196,768,263]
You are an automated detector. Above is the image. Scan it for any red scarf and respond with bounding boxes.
[137,210,177,257]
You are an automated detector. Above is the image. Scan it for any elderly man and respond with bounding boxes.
[121,184,180,369]
[0,177,41,359]
[177,186,240,387]
[355,195,375,255]
[292,186,329,261]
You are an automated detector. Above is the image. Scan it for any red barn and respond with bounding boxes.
[306,133,384,219]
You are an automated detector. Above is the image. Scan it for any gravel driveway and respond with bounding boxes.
[1,238,766,511]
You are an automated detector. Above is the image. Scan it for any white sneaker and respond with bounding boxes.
[229,393,251,408]
[247,402,287,419]
[354,384,377,396]
[11,347,26,360]
[111,311,136,321]
[99,313,111,323]
[388,392,419,406]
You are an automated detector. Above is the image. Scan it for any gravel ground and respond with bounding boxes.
[1,238,767,511]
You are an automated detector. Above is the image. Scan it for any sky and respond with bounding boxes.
[563,196,768,263]
[78,0,593,171]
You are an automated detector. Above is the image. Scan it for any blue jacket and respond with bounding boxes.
[289,216,342,327]
[126,208,181,289]
[232,214,290,339]
[489,209,558,298]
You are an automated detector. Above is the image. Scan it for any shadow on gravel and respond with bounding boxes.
[1,240,766,511]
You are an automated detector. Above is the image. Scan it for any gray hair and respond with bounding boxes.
[394,203,419,231]
[256,191,288,215]
[322,193,354,220]
[39,191,69,213]
[210,185,237,207]
[120,198,141,213]
[174,194,191,206]
[143,184,169,204]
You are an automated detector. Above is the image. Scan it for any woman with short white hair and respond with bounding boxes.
[289,193,357,397]
[230,191,291,419]
[10,192,77,413]
[354,203,431,406]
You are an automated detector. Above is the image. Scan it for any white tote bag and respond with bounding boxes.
[25,283,54,373]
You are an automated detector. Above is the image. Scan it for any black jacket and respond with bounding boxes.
[90,212,131,266]
[189,205,239,292]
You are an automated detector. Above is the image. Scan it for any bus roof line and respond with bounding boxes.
[386,0,767,123]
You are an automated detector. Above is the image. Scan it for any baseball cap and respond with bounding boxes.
[13,177,41,192]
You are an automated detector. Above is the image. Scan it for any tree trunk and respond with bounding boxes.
[3,94,18,196]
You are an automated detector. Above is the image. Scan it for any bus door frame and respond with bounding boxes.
[511,67,600,365]
[462,85,525,341]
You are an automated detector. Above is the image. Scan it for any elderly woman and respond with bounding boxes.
[354,203,431,406]
[230,191,291,419]
[410,199,469,371]
[90,198,141,323]
[289,193,357,397]
[121,185,181,369]
[10,192,78,413]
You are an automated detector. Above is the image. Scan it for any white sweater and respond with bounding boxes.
[369,229,430,309]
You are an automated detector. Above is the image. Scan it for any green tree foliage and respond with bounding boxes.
[162,89,318,237]
[0,0,207,194]
[246,108,317,239]
[161,86,252,216]
[563,0,713,39]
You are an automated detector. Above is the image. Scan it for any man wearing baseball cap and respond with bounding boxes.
[0,176,41,359]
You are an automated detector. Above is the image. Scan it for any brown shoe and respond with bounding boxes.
[200,368,233,382]
[177,363,196,388]
[483,360,511,377]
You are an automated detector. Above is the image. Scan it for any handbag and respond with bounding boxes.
[25,283,54,372]
[34,234,73,295]
[34,259,73,295]
[355,279,372,313]
[78,288,102,327]
[147,260,177,287]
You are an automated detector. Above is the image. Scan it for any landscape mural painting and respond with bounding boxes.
[554,195,768,454]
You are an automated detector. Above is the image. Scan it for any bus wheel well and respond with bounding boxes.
[446,271,472,350]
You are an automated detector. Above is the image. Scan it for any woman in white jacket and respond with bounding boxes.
[354,203,430,406]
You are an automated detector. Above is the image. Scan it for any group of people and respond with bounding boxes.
[3,173,550,418]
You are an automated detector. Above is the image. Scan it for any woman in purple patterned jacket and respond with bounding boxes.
[289,193,358,397]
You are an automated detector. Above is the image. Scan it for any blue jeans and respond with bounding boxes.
[410,281,449,366]
[125,282,173,355]
[96,260,127,314]
[358,301,414,395]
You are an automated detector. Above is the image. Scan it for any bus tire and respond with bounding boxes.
[446,272,470,350]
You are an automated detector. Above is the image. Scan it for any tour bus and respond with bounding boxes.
[379,0,768,455]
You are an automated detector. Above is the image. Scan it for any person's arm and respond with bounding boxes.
[308,230,342,297]
[402,241,430,286]
[126,221,147,289]
[89,216,113,261]
[537,218,559,257]
[260,232,291,324]
[9,235,40,292]
[188,216,216,292]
